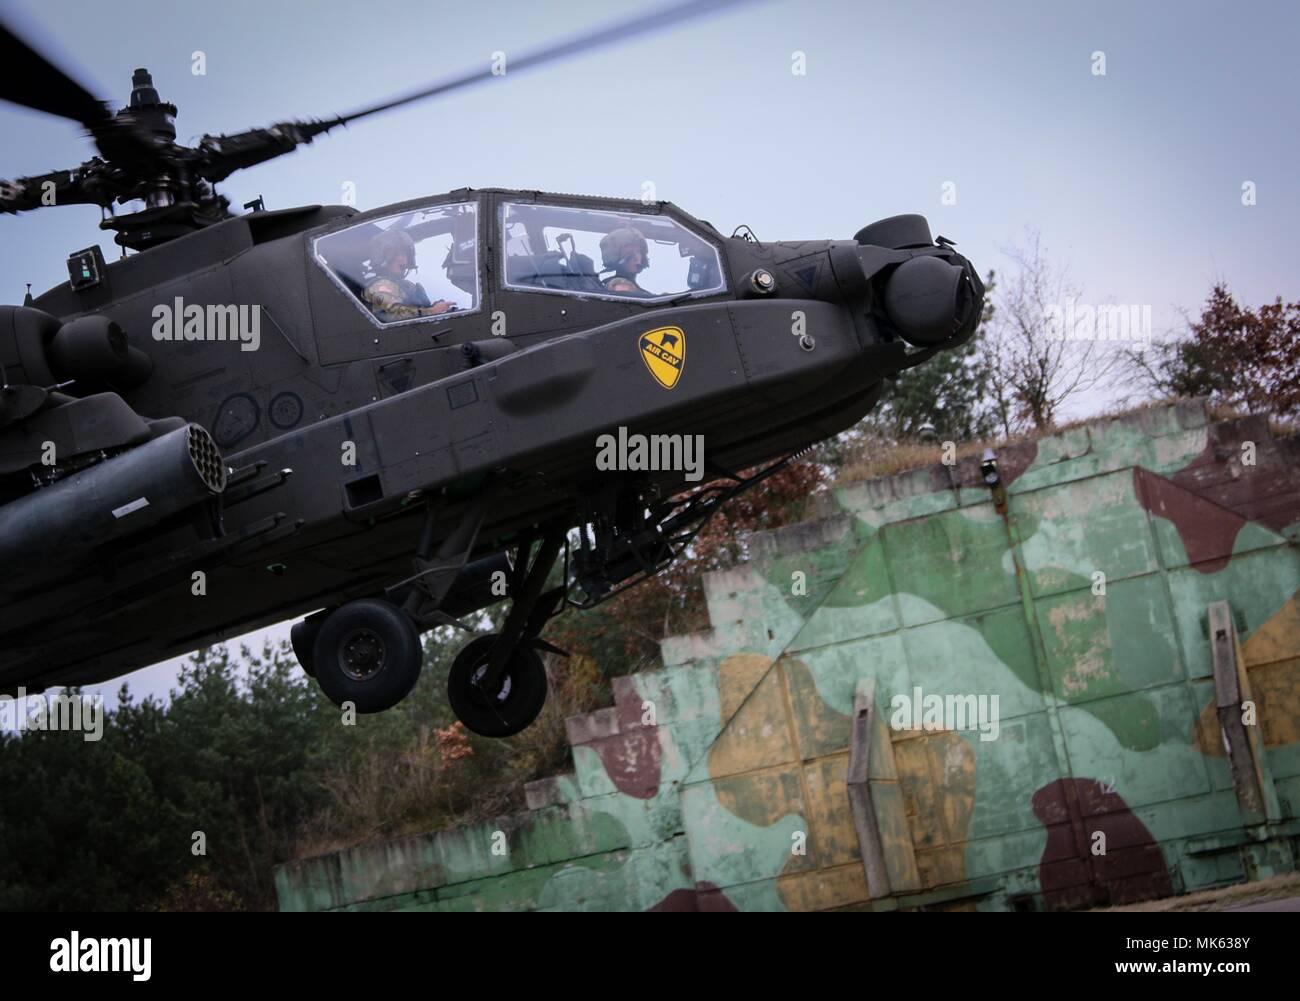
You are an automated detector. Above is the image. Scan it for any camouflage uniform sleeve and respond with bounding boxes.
[363,278,430,322]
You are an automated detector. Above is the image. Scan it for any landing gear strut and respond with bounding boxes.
[288,489,571,733]
[445,530,566,737]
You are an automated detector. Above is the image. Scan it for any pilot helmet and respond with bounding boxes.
[370,228,417,275]
[599,227,649,273]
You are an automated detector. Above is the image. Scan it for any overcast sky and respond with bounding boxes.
[2,0,1296,710]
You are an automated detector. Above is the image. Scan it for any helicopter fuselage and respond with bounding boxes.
[1,187,981,695]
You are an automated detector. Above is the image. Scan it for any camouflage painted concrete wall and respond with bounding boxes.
[275,401,1300,911]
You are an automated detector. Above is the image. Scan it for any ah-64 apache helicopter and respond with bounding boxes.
[0,2,983,736]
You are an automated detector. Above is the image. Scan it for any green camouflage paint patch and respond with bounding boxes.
[275,401,1300,912]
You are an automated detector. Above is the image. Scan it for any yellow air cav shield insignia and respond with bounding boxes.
[639,326,685,389]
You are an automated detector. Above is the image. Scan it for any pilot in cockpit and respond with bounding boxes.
[362,228,457,323]
[599,227,651,295]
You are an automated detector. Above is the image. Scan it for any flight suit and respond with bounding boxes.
[603,275,644,294]
[362,276,452,323]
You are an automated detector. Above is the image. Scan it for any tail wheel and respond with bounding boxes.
[313,599,422,713]
[447,634,548,738]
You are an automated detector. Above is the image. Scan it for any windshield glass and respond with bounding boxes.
[501,201,725,301]
[313,201,479,326]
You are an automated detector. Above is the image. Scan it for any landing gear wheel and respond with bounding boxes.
[447,634,548,738]
[313,599,422,713]
[290,616,324,677]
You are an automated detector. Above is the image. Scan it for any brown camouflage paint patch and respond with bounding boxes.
[648,881,738,912]
[1134,418,1300,569]
[696,883,741,912]
[1165,419,1300,535]
[999,439,1040,488]
[587,680,662,799]
[1032,777,1174,909]
[1134,467,1245,573]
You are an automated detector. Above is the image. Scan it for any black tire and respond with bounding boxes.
[447,634,548,738]
[290,616,324,677]
[312,599,422,713]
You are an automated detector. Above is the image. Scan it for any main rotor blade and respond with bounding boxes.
[0,165,105,214]
[192,0,760,188]
[332,0,759,127]
[6,0,761,208]
[0,18,158,170]
[0,20,110,128]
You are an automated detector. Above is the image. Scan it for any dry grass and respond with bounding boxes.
[839,438,1002,483]
[836,397,1295,486]
[1202,400,1297,438]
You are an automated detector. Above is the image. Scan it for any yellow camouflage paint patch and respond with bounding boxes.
[638,326,685,389]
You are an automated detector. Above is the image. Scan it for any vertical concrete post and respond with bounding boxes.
[847,677,891,898]
[1209,601,1279,823]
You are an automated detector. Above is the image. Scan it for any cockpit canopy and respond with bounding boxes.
[311,195,728,328]
[501,202,726,301]
[312,202,479,327]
